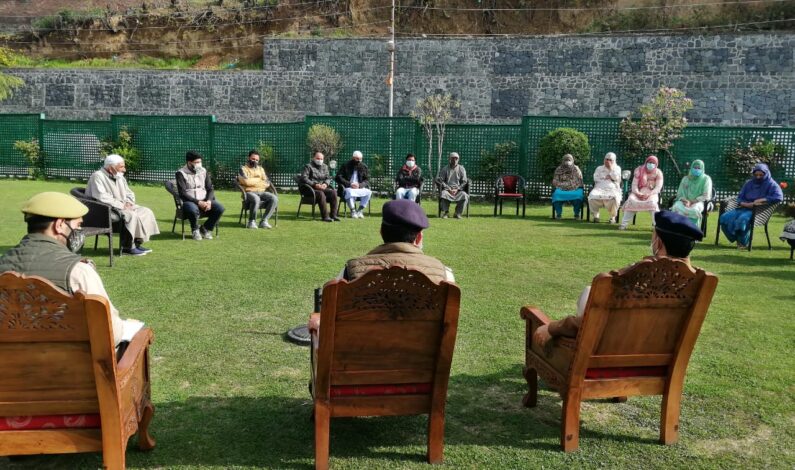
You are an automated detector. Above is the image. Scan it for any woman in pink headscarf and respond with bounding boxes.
[619,155,664,230]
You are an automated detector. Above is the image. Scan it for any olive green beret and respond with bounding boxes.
[21,192,88,219]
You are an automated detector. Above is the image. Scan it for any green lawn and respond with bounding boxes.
[1,179,793,469]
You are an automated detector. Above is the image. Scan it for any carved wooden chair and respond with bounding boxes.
[0,271,155,469]
[520,257,718,452]
[308,267,461,470]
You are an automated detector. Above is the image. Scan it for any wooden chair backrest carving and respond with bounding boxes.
[570,257,716,384]
[0,271,155,469]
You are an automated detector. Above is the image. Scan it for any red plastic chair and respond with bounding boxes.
[494,175,526,217]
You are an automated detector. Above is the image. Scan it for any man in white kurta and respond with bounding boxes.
[86,154,160,255]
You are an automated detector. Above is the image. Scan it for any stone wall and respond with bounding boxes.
[2,33,793,125]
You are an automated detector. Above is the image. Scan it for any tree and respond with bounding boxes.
[306,124,342,163]
[619,87,693,177]
[537,128,591,182]
[411,94,460,181]
[0,47,23,102]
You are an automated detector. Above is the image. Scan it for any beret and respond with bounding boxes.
[382,199,429,231]
[22,192,88,219]
[654,210,703,241]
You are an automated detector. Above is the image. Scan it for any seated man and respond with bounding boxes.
[298,151,339,223]
[0,192,143,347]
[395,153,422,201]
[532,210,703,351]
[176,150,225,241]
[435,152,469,219]
[86,154,160,256]
[336,150,372,219]
[341,199,454,283]
[239,150,278,229]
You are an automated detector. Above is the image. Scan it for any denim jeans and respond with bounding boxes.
[183,200,225,231]
[396,187,419,201]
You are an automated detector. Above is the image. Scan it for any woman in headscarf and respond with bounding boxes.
[719,163,784,249]
[620,155,664,230]
[551,154,584,219]
[671,160,712,226]
[587,152,622,223]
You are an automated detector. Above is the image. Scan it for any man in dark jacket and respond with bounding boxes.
[298,152,339,222]
[175,150,225,240]
[395,153,423,202]
[335,151,372,219]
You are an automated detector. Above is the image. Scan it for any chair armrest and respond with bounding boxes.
[78,197,114,229]
[308,313,321,334]
[268,183,278,196]
[520,306,551,324]
[116,327,154,385]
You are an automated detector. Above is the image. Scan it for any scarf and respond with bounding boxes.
[636,155,659,189]
[552,155,583,191]
[738,163,783,202]
[677,159,709,201]
[401,164,419,176]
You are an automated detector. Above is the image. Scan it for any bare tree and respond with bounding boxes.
[411,94,460,182]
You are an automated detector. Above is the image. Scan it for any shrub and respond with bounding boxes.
[306,124,342,162]
[723,136,786,191]
[0,47,24,102]
[479,141,518,182]
[13,138,45,179]
[101,127,142,174]
[257,142,277,174]
[537,128,591,182]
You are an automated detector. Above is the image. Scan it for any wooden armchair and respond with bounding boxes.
[308,267,461,470]
[0,271,155,469]
[520,257,718,452]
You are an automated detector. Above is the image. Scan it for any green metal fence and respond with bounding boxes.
[0,113,792,202]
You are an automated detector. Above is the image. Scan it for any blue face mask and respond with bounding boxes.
[646,163,656,171]
[691,168,703,177]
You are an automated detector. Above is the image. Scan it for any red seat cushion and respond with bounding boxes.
[330,383,432,397]
[585,366,667,379]
[0,414,101,431]
[498,193,523,198]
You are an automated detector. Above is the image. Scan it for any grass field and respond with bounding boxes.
[1,179,793,470]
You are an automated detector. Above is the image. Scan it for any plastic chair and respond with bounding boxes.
[494,175,526,217]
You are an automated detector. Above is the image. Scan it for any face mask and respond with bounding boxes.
[248,160,258,168]
[450,160,458,167]
[564,161,573,166]
[691,168,703,177]
[192,162,203,171]
[646,163,656,171]
[313,159,323,166]
[406,161,415,168]
[353,159,362,166]
[64,223,85,253]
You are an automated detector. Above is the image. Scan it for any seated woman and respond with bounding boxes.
[719,163,784,249]
[551,154,584,219]
[620,155,663,230]
[671,159,713,227]
[395,153,423,201]
[587,152,622,223]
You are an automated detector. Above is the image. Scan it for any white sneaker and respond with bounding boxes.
[609,217,616,224]
[357,209,365,219]
[247,220,258,229]
[260,219,272,229]
[618,224,627,231]
[192,229,202,241]
[200,226,213,239]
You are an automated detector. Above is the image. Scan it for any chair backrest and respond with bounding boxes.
[294,175,316,202]
[313,267,460,403]
[500,175,519,194]
[722,198,781,226]
[165,180,183,209]
[568,257,718,382]
[0,271,118,418]
[70,187,87,199]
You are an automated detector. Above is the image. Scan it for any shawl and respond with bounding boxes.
[738,163,783,203]
[677,159,710,201]
[552,155,583,191]
[636,155,659,189]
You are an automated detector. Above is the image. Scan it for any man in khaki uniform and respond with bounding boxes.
[342,199,454,283]
[0,192,142,346]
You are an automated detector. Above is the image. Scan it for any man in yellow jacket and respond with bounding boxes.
[239,150,278,229]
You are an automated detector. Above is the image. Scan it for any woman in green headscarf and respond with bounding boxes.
[671,159,712,226]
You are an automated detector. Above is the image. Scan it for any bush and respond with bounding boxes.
[306,124,342,162]
[13,138,45,179]
[101,127,142,174]
[537,128,591,182]
[257,142,277,174]
[723,136,786,191]
[479,141,518,182]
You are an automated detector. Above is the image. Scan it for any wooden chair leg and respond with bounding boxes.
[314,403,330,470]
[561,390,582,452]
[101,427,126,470]
[522,366,538,407]
[427,408,445,464]
[137,402,156,450]
[660,390,681,445]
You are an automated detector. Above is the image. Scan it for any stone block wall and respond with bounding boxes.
[1,33,793,126]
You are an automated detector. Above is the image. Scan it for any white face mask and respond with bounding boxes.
[564,161,573,166]
[406,161,415,168]
[192,162,203,170]
[646,163,656,171]
[314,159,324,166]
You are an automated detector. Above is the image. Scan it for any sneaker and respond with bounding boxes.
[247,220,258,229]
[135,244,152,253]
[123,247,148,256]
[454,213,462,219]
[608,217,616,224]
[322,217,333,223]
[618,224,627,231]
[592,217,600,224]
[332,216,341,222]
[357,209,366,218]
[192,229,202,241]
[441,212,449,219]
[259,219,272,229]
[200,226,213,240]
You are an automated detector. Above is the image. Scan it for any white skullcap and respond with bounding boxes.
[604,152,617,161]
[352,150,363,159]
[449,152,460,159]
[103,154,124,168]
